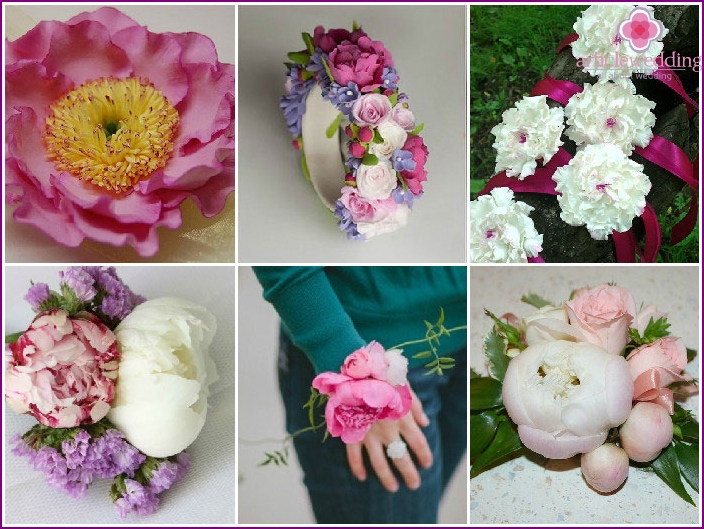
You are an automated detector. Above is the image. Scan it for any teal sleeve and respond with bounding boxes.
[252,267,366,374]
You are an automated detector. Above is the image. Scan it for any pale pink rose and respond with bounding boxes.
[5,7,234,257]
[339,187,395,223]
[341,341,389,380]
[581,443,630,493]
[312,374,412,443]
[351,93,392,127]
[503,340,633,459]
[626,337,693,414]
[619,401,673,462]
[355,159,397,200]
[390,104,416,132]
[5,309,119,428]
[565,285,637,355]
[327,36,393,92]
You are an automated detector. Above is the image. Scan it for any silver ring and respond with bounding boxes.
[385,439,407,459]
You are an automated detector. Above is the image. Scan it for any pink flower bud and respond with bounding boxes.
[620,401,673,462]
[581,443,629,492]
[358,127,373,143]
[349,141,366,158]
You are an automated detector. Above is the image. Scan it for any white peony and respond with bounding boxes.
[572,4,668,79]
[356,203,410,239]
[107,297,218,457]
[369,121,407,159]
[355,159,398,201]
[552,143,651,240]
[470,187,543,263]
[384,348,409,387]
[565,79,656,154]
[491,95,565,179]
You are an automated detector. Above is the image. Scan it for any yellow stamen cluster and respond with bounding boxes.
[45,77,179,193]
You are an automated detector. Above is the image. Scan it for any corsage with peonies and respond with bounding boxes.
[471,284,699,504]
[5,267,218,517]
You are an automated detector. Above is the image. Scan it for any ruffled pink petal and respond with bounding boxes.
[7,20,59,63]
[173,63,234,148]
[111,25,189,105]
[167,31,219,67]
[5,62,73,121]
[66,6,140,36]
[312,372,351,395]
[43,20,133,85]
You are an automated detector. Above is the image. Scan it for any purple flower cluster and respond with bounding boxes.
[280,67,314,138]
[24,283,51,311]
[391,149,416,172]
[12,428,145,499]
[88,267,146,320]
[382,67,399,91]
[59,268,98,302]
[113,452,190,518]
[325,81,360,116]
[334,200,364,240]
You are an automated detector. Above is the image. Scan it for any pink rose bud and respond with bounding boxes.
[345,125,354,138]
[620,402,673,462]
[291,139,301,151]
[349,141,366,158]
[358,127,374,143]
[581,443,629,493]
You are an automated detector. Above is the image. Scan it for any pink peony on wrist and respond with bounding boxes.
[312,341,411,444]
[5,309,119,428]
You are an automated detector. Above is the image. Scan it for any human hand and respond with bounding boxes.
[345,388,432,492]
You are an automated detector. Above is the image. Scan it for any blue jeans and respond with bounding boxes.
[277,333,467,524]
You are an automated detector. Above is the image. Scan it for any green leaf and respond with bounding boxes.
[410,123,425,136]
[361,153,379,166]
[470,420,523,477]
[437,307,445,327]
[686,348,697,363]
[631,317,672,345]
[679,422,699,443]
[470,377,503,410]
[388,92,398,106]
[470,412,499,458]
[300,151,311,181]
[484,309,524,350]
[470,368,482,379]
[651,443,695,505]
[287,51,310,65]
[372,129,384,144]
[520,293,554,309]
[412,351,432,359]
[300,69,314,81]
[326,112,342,139]
[5,331,23,344]
[674,441,699,492]
[484,328,509,382]
[469,179,487,195]
[302,32,314,54]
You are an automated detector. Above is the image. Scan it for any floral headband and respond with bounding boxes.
[281,25,429,240]
[470,5,698,263]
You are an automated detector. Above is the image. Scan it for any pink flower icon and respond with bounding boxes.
[618,7,664,53]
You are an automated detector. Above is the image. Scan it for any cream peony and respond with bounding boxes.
[565,79,656,154]
[107,297,218,457]
[552,143,651,240]
[470,187,543,263]
[491,95,565,179]
[502,340,634,459]
[572,5,668,79]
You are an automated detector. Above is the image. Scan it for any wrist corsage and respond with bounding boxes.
[281,24,428,240]
[471,284,698,504]
[5,267,218,517]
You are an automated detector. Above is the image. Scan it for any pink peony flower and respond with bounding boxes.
[339,187,396,224]
[341,341,389,380]
[564,285,637,355]
[351,93,392,127]
[5,7,234,257]
[313,25,367,54]
[581,443,630,493]
[399,135,429,196]
[5,309,119,428]
[312,374,412,444]
[626,337,693,414]
[619,401,673,462]
[327,36,394,93]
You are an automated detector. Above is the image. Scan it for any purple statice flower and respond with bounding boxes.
[280,67,314,138]
[391,149,417,172]
[62,430,91,469]
[114,479,159,518]
[382,67,399,91]
[24,282,51,311]
[309,50,331,90]
[94,267,145,320]
[334,200,365,240]
[392,186,418,208]
[325,82,360,116]
[147,461,179,494]
[89,429,146,479]
[32,445,89,498]
[59,267,97,302]
[11,434,37,464]
[174,451,191,481]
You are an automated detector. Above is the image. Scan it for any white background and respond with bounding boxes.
[238,5,467,263]
[470,265,700,524]
[3,266,236,524]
